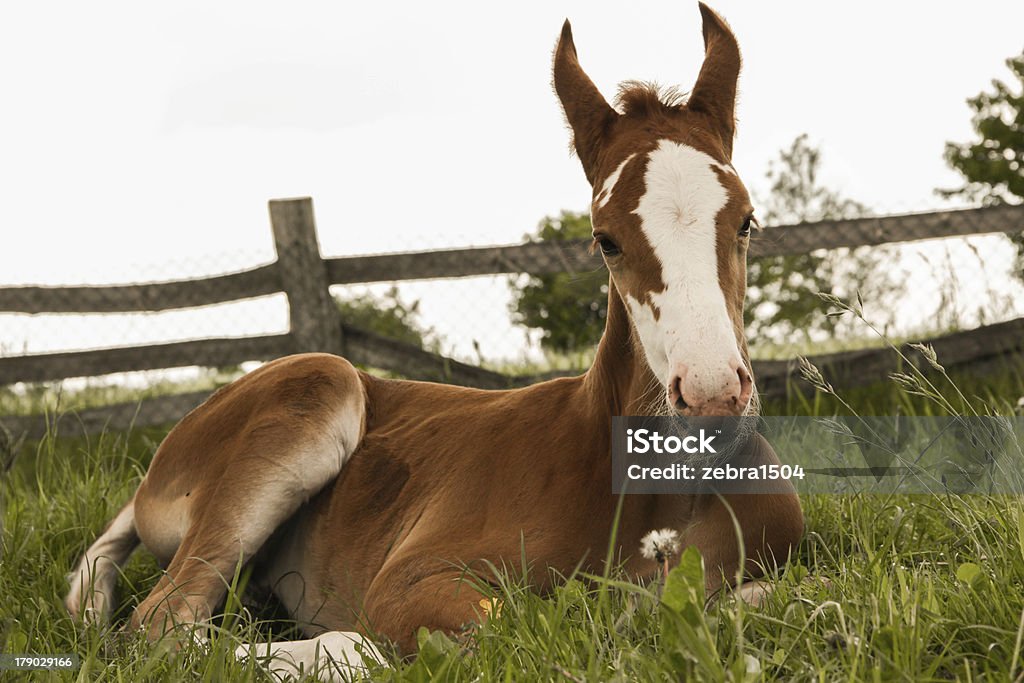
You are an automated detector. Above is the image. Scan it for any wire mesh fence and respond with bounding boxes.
[1,199,1023,437]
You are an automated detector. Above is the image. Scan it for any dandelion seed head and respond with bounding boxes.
[640,528,681,561]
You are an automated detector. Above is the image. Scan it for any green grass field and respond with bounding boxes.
[3,350,1024,681]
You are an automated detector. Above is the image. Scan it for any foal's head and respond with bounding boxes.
[554,4,755,418]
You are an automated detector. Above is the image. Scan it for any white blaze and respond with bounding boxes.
[624,139,744,403]
[594,153,637,210]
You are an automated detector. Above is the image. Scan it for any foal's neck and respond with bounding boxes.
[583,281,661,417]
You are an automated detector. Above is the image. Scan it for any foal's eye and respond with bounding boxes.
[595,235,621,256]
[738,216,753,238]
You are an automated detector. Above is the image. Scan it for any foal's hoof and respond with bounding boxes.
[127,600,211,649]
[734,580,773,608]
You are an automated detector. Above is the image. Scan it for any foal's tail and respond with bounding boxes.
[65,497,140,624]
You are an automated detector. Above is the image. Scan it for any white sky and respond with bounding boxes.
[2,1,1023,363]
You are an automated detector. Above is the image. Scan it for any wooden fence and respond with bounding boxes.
[2,199,1024,439]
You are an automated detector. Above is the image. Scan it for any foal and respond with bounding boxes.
[66,4,802,677]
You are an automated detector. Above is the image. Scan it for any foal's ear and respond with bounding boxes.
[553,20,617,186]
[687,3,741,160]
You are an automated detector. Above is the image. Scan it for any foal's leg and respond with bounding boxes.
[684,438,803,602]
[686,490,803,601]
[129,366,367,639]
[361,554,494,656]
[65,498,140,624]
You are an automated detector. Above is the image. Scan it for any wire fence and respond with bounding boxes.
[1,199,1023,437]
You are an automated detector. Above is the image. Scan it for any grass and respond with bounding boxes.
[4,319,1024,679]
[761,360,1024,418]
[4,427,1024,680]
[0,367,245,418]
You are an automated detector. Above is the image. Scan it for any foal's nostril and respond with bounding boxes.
[669,373,688,411]
[735,363,753,407]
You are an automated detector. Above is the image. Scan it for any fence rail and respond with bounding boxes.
[322,203,1024,283]
[2,200,1024,439]
[0,264,282,314]
[5,205,1022,312]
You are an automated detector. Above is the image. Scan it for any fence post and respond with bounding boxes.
[269,197,344,355]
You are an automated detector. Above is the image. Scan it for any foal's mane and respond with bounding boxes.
[615,81,688,117]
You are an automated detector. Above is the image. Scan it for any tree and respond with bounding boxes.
[747,134,871,342]
[940,49,1024,275]
[334,286,436,351]
[940,49,1024,205]
[509,211,607,355]
[510,136,875,354]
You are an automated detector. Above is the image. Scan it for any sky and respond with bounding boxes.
[1,1,1023,362]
